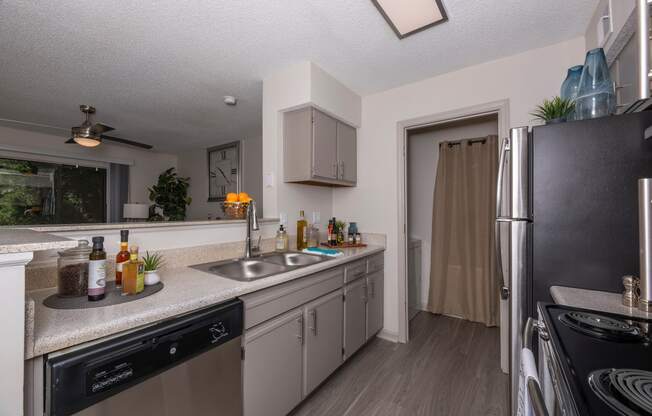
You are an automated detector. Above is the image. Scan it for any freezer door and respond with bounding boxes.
[497,126,531,221]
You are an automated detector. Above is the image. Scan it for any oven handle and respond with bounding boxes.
[527,378,550,416]
[523,317,550,350]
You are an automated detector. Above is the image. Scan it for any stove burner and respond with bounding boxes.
[589,369,652,415]
[559,311,646,342]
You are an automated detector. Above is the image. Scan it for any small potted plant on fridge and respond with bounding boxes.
[142,251,164,286]
[531,96,575,124]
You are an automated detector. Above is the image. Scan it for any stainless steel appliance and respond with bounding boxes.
[496,126,532,413]
[44,299,243,416]
[528,303,652,416]
[496,111,652,414]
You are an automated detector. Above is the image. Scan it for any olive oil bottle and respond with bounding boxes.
[296,210,307,250]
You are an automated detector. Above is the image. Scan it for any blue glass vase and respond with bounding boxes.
[560,65,583,120]
[575,48,615,120]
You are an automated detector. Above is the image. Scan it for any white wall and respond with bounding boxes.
[332,37,586,338]
[407,117,498,309]
[262,61,361,233]
[177,136,263,220]
[0,125,177,205]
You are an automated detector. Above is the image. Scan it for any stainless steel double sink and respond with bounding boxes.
[190,251,332,281]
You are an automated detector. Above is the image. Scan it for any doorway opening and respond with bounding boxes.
[397,100,509,374]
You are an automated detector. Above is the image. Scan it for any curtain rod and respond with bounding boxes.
[439,138,487,148]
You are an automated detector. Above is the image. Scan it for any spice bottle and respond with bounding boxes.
[88,237,107,301]
[115,230,130,287]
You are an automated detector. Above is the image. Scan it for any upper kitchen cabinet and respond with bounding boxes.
[284,106,357,186]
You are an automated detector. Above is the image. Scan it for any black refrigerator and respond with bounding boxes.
[496,110,652,413]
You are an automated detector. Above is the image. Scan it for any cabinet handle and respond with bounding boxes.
[340,161,345,180]
[297,316,304,345]
[363,285,368,303]
[332,163,338,179]
[309,309,317,335]
[371,281,375,298]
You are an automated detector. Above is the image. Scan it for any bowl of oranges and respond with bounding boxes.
[222,192,253,219]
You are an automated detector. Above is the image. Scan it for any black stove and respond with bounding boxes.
[539,304,652,416]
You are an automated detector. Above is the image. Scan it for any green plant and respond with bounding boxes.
[148,167,192,221]
[531,96,575,122]
[142,251,165,271]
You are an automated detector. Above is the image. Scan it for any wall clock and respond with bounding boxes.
[207,141,240,202]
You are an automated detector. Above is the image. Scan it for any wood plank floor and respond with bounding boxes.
[290,312,509,416]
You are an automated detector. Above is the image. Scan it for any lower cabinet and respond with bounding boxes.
[366,271,384,340]
[243,253,385,416]
[243,309,304,416]
[303,289,343,396]
[343,277,367,359]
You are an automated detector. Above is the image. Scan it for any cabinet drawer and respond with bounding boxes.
[366,253,384,274]
[344,260,366,283]
[241,267,344,329]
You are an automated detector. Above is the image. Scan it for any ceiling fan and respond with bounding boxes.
[65,105,153,149]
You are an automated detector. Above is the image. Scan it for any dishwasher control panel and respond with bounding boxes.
[45,298,243,416]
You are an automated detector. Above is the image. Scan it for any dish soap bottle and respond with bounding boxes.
[296,210,307,250]
[275,225,289,252]
[88,236,106,301]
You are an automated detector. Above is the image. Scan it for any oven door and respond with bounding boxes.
[529,312,579,416]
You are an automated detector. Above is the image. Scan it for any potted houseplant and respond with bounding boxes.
[531,96,575,124]
[148,167,192,221]
[142,251,164,286]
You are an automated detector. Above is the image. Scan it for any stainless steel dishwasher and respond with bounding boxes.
[44,299,243,416]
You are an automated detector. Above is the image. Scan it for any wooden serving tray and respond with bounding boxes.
[320,242,367,249]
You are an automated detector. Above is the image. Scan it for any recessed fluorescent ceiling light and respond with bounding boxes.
[372,0,447,39]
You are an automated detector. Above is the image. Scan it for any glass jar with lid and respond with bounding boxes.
[57,240,91,297]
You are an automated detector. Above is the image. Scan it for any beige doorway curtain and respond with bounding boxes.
[427,135,499,327]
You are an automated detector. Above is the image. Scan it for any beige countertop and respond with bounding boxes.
[26,245,384,359]
[0,229,77,254]
[550,285,652,319]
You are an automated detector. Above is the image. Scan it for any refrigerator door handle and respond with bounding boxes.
[495,136,510,300]
[496,136,510,217]
[495,220,508,300]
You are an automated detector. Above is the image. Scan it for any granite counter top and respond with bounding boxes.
[0,229,77,254]
[26,245,385,358]
[550,285,652,319]
[5,217,279,233]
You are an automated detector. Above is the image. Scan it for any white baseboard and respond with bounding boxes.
[376,329,400,343]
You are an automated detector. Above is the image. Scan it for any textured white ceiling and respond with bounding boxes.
[0,0,597,152]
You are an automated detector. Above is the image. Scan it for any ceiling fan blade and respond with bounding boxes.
[93,123,115,134]
[65,137,75,143]
[101,135,153,150]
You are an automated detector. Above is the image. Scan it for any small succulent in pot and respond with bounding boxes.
[142,251,164,286]
[531,96,575,124]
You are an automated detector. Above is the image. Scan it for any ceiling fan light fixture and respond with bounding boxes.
[372,0,447,39]
[72,134,101,147]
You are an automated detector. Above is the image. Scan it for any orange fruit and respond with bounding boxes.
[238,192,250,202]
[225,193,238,202]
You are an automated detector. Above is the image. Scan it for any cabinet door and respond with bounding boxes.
[343,278,367,359]
[243,309,303,416]
[337,122,357,183]
[312,109,338,179]
[366,271,384,340]
[303,289,343,395]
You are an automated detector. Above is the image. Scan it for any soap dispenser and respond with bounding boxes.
[275,225,289,252]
